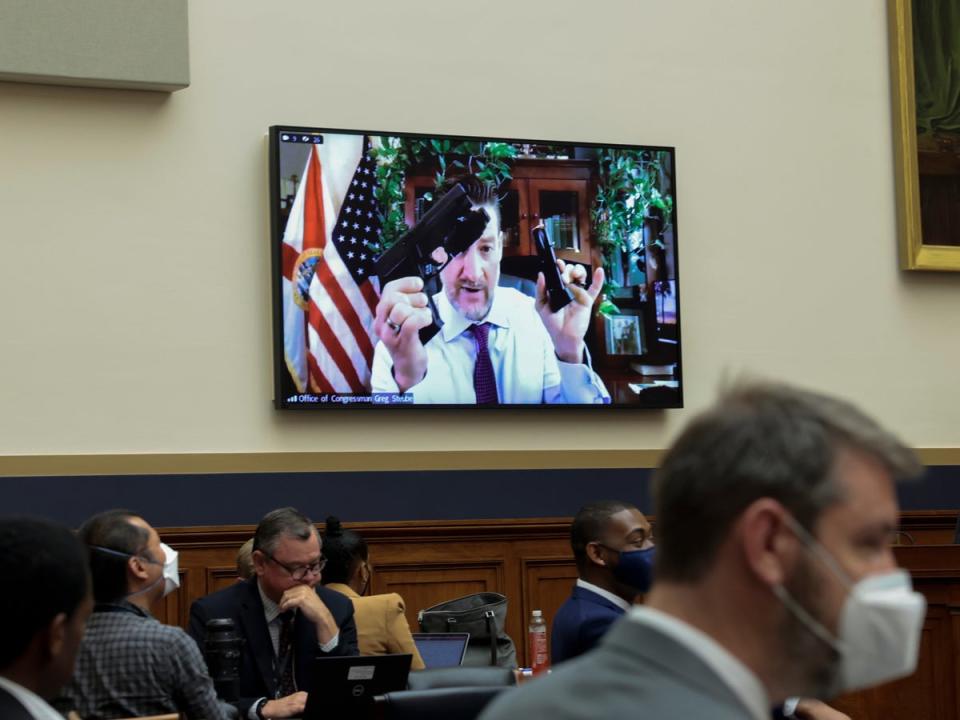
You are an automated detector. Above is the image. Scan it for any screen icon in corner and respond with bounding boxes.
[279,132,323,145]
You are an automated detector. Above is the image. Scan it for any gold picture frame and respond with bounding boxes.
[889,0,960,270]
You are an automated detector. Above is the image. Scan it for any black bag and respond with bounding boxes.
[418,592,517,668]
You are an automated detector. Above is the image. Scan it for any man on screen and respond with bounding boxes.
[370,178,609,404]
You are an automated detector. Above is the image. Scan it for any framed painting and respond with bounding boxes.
[889,0,960,270]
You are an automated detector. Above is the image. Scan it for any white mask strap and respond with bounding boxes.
[782,515,854,593]
[772,583,842,653]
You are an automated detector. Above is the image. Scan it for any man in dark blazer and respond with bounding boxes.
[481,383,926,720]
[551,500,653,664]
[189,507,358,719]
[0,518,93,720]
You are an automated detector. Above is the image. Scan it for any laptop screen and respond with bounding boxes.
[302,653,412,717]
[412,632,471,669]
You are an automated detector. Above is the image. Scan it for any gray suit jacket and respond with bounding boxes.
[480,614,757,720]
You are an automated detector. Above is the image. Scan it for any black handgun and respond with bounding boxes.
[374,183,489,344]
[532,224,574,313]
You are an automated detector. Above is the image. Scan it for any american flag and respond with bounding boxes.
[283,138,381,394]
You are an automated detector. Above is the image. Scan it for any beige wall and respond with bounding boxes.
[0,0,957,458]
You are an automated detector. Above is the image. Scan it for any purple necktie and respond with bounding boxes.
[469,323,499,405]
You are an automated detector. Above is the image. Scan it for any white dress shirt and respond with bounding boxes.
[575,578,631,613]
[0,676,64,720]
[250,582,339,719]
[371,287,609,404]
[258,582,288,656]
[626,606,770,720]
[256,581,339,655]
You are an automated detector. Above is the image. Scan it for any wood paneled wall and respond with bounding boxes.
[155,511,959,720]
[831,541,960,720]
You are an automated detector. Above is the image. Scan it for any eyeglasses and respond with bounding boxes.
[264,552,326,581]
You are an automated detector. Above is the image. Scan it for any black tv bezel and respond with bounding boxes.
[268,125,683,411]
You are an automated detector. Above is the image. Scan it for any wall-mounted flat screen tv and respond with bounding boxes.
[269,126,681,409]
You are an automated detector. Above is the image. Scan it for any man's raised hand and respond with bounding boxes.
[535,260,605,363]
[373,276,433,391]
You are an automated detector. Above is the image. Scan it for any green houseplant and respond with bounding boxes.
[370,137,516,250]
[591,148,674,315]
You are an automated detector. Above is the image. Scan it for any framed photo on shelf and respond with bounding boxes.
[604,314,645,356]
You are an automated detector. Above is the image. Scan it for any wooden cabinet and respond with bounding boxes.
[403,159,595,265]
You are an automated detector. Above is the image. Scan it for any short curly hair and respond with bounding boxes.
[0,517,90,668]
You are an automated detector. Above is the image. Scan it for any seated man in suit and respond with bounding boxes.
[0,518,93,720]
[55,509,228,720]
[481,382,926,720]
[189,507,359,720]
[551,500,653,664]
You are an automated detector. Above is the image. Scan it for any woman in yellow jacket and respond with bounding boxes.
[321,516,425,670]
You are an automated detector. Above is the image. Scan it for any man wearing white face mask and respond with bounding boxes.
[481,382,926,720]
[54,509,229,720]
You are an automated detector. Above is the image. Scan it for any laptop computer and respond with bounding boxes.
[412,632,471,669]
[302,653,412,717]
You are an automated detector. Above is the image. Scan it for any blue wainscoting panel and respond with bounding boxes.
[0,465,956,528]
[0,468,655,527]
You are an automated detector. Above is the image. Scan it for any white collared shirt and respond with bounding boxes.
[256,581,339,656]
[257,581,286,657]
[626,606,770,720]
[0,675,64,720]
[576,578,632,613]
[251,582,340,719]
[371,287,609,404]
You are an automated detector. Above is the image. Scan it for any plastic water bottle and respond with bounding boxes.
[528,609,549,675]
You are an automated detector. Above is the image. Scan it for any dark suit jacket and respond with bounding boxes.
[550,584,626,664]
[188,578,358,716]
[482,614,756,720]
[0,684,40,720]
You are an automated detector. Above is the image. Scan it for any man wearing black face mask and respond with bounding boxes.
[54,509,228,720]
[551,501,654,664]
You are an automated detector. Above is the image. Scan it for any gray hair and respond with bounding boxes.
[654,382,920,583]
[253,507,318,556]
